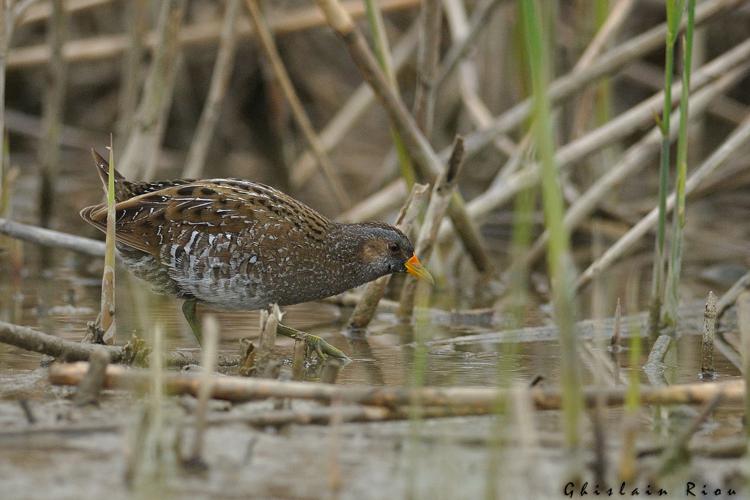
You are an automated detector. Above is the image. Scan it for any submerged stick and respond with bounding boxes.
[50,362,746,410]
[347,183,429,330]
[73,347,110,406]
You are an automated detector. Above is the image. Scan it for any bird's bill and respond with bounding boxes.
[405,255,435,285]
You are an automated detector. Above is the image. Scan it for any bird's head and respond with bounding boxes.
[353,223,434,284]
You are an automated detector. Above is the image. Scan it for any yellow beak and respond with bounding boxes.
[404,255,435,285]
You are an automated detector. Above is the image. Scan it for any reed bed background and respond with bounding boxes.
[0,0,750,498]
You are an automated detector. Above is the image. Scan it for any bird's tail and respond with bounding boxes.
[90,148,133,202]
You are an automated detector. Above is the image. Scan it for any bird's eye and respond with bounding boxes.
[389,242,400,253]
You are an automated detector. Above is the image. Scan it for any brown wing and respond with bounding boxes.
[80,180,332,257]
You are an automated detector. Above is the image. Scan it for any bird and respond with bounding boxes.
[80,149,433,347]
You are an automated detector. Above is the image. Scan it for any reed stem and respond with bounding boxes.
[519,0,582,457]
[649,0,684,334]
[663,0,696,328]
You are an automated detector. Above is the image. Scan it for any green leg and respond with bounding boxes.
[276,323,350,362]
[182,298,202,346]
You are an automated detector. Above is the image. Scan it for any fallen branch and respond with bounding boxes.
[0,319,239,368]
[50,362,745,410]
[0,218,105,256]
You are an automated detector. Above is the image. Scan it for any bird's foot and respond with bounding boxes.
[276,323,350,362]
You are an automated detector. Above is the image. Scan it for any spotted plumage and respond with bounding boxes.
[80,150,431,322]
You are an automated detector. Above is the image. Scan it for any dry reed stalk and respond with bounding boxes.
[398,137,465,320]
[519,61,750,270]
[441,0,517,158]
[576,111,750,289]
[315,0,492,273]
[454,0,740,163]
[336,179,406,223]
[183,0,241,178]
[435,0,505,91]
[37,0,67,229]
[116,0,149,140]
[701,291,717,379]
[244,0,350,209]
[97,145,116,344]
[8,0,421,69]
[412,0,441,136]
[623,60,748,125]
[118,0,186,179]
[50,361,747,410]
[185,315,219,468]
[346,183,429,330]
[291,22,419,188]
[444,36,750,242]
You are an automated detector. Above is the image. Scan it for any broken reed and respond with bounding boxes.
[650,0,684,333]
[520,0,583,457]
[663,0,697,328]
[99,144,116,344]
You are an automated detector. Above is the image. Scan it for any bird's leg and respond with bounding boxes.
[182,298,202,346]
[276,323,350,362]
